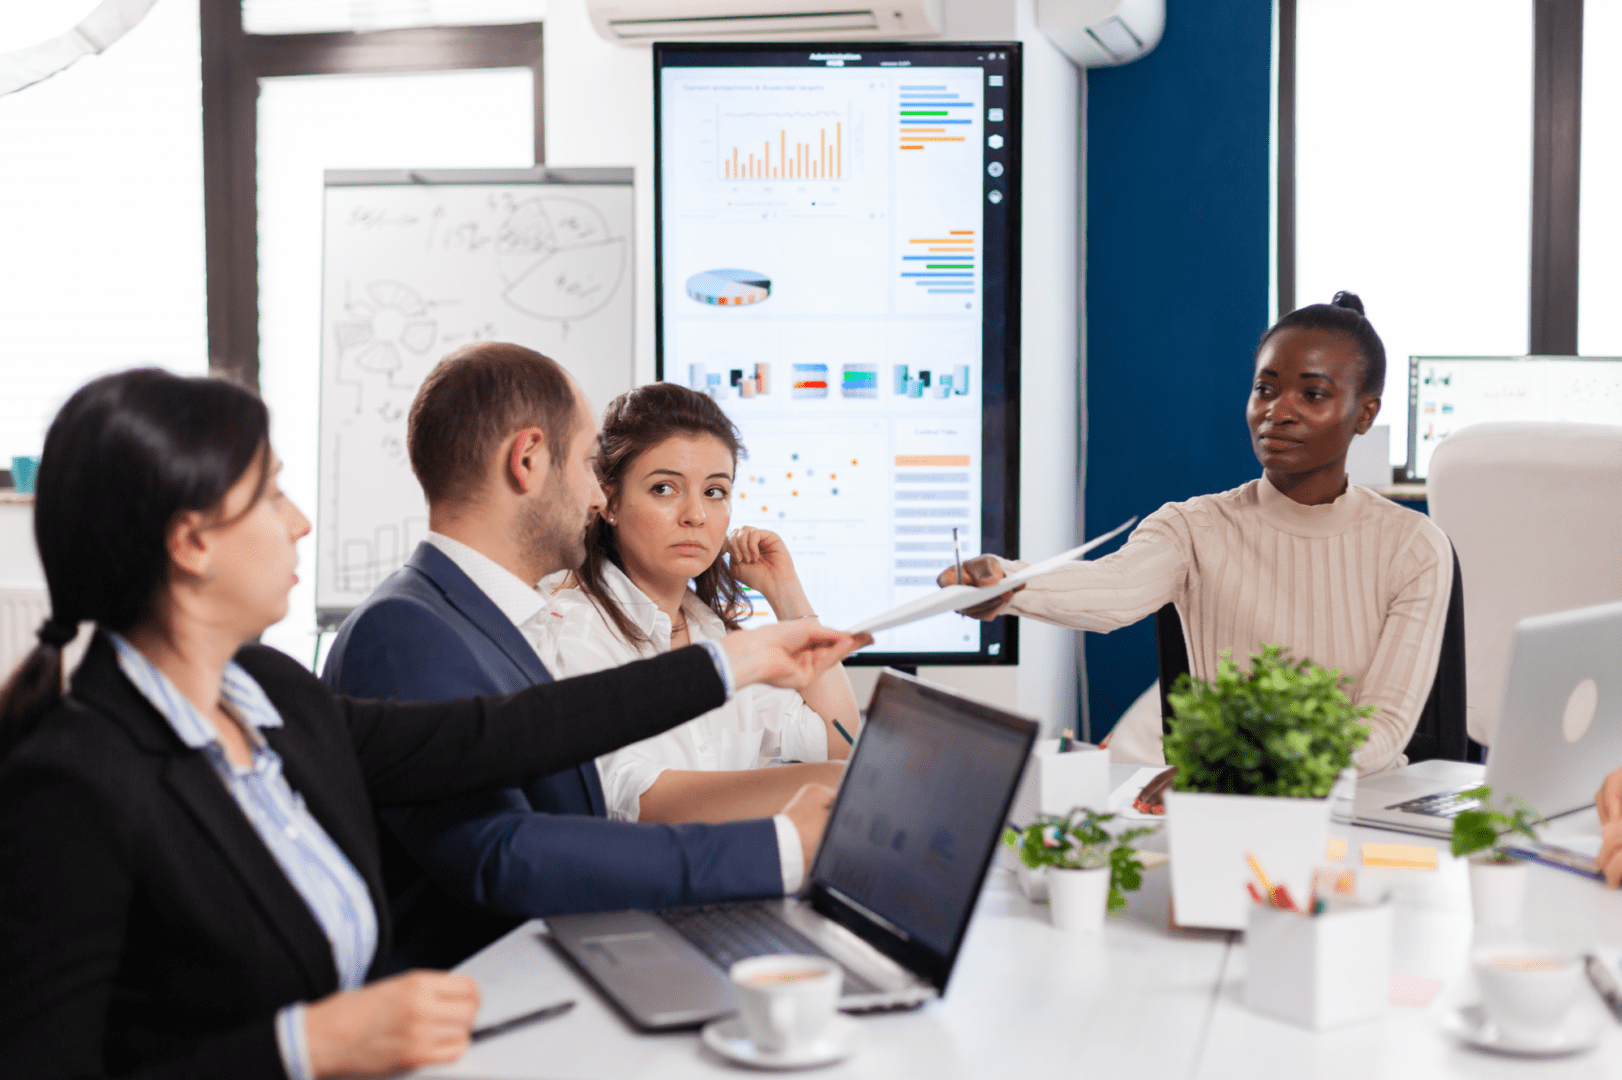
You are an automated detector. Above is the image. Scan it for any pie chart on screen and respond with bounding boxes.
[686,269,771,307]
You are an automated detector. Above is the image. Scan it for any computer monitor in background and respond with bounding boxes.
[654,43,1022,668]
[1407,355,1622,479]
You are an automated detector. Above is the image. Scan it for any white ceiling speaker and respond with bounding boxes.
[587,0,943,43]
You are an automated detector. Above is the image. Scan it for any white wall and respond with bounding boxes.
[541,0,1084,730]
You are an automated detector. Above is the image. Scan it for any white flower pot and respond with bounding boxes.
[1469,857,1531,930]
[1047,866,1110,932]
[1164,788,1332,930]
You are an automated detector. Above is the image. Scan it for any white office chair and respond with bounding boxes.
[1427,421,1622,746]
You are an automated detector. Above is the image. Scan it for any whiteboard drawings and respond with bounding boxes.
[317,178,634,620]
[496,197,629,330]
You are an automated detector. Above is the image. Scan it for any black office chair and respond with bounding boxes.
[1154,543,1481,764]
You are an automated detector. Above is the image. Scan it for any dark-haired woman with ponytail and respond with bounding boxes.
[0,369,861,1080]
[942,293,1453,775]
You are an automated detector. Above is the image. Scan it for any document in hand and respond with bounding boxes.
[845,517,1138,635]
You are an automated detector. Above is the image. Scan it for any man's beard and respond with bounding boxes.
[519,470,589,579]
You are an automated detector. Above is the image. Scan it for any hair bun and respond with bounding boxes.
[1330,291,1366,316]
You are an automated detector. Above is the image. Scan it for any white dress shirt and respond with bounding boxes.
[423,534,803,891]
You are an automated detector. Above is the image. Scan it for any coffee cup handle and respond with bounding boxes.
[769,995,796,1038]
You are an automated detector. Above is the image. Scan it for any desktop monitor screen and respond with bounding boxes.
[654,42,1021,666]
[1407,356,1622,478]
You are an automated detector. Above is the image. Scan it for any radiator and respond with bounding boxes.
[0,585,51,682]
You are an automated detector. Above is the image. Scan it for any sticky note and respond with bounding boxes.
[1361,843,1438,870]
[1389,973,1443,1008]
[1324,835,1348,862]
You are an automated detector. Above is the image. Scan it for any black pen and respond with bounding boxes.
[1586,956,1622,1023]
[470,999,576,1043]
[832,719,855,745]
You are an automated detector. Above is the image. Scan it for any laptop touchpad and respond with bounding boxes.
[580,932,689,968]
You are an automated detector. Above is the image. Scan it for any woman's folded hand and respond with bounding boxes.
[722,622,870,690]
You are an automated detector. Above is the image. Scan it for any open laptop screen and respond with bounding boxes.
[810,673,1034,969]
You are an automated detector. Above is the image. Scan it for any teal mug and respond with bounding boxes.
[11,456,40,495]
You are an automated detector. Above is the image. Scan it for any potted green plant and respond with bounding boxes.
[1003,808,1157,932]
[1160,646,1374,930]
[1450,786,1543,930]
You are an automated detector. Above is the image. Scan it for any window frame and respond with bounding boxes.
[199,0,544,388]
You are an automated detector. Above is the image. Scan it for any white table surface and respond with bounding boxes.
[419,766,1622,1079]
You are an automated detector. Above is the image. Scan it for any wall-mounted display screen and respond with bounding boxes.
[1407,356,1622,478]
[655,42,1021,665]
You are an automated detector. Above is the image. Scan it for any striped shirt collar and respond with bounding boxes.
[106,632,284,750]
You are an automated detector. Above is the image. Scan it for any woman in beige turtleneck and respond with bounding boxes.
[947,293,1451,775]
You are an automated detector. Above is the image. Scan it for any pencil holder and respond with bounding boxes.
[1244,898,1392,1030]
[1009,739,1110,822]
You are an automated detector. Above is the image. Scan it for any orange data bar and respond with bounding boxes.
[909,238,973,244]
[896,455,972,467]
[903,137,966,142]
[929,247,974,252]
[900,128,945,134]
[950,230,975,235]
[900,145,924,150]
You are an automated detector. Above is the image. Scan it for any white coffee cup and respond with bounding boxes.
[1473,946,1583,1043]
[730,955,842,1054]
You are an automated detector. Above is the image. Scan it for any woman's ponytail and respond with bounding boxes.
[0,618,78,758]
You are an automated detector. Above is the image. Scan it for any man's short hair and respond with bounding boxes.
[408,342,577,507]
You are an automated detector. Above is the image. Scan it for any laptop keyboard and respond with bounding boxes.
[658,904,883,996]
[1386,787,1482,818]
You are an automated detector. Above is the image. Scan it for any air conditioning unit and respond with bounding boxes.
[1035,0,1163,68]
[587,0,943,43]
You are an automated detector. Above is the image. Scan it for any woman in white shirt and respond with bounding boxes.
[539,382,861,823]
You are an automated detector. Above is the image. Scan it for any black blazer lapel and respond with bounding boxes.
[72,634,340,996]
[161,755,339,995]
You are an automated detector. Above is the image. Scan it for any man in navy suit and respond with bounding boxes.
[323,343,836,968]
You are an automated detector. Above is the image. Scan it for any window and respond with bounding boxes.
[256,69,533,661]
[0,0,206,460]
[1293,0,1534,464]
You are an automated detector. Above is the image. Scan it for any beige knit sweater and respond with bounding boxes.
[1002,476,1452,774]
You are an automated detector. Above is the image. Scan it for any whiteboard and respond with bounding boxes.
[316,167,633,623]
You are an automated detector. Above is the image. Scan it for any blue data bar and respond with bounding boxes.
[902,272,974,278]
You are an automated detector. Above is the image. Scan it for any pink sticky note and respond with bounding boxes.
[1389,972,1443,1008]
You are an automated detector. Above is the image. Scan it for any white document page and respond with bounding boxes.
[845,517,1137,635]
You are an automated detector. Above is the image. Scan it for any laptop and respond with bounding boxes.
[1353,599,1622,837]
[546,669,1039,1030]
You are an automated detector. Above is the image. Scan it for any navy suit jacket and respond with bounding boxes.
[322,543,783,968]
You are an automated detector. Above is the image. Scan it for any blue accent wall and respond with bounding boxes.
[1083,0,1274,737]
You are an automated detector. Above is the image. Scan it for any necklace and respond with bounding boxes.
[671,609,689,638]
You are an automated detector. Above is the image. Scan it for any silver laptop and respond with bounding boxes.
[1353,599,1622,837]
[546,669,1039,1030]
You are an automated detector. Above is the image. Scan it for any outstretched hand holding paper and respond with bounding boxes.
[845,517,1138,636]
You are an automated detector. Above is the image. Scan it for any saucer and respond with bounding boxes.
[1442,1004,1605,1057]
[700,1015,860,1070]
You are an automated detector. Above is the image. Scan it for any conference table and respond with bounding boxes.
[419,765,1622,1079]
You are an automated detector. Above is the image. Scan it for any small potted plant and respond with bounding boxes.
[1450,786,1543,930]
[1003,808,1157,932]
[1160,646,1374,930]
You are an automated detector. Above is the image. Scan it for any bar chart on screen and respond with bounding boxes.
[901,230,976,295]
[898,84,974,151]
[718,107,851,180]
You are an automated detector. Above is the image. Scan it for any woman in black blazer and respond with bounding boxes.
[0,369,861,1080]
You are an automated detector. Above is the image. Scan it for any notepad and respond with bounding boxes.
[1360,843,1438,870]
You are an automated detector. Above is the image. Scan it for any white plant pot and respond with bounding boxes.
[1164,788,1332,930]
[1469,857,1531,930]
[1047,866,1110,933]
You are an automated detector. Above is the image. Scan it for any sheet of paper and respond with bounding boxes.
[845,516,1137,635]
